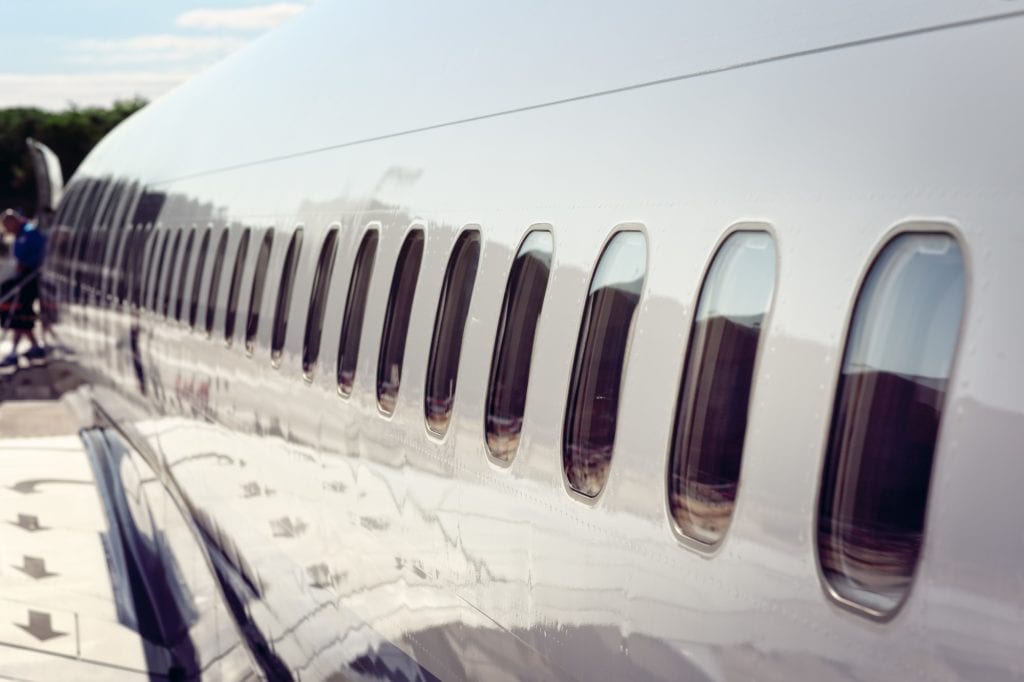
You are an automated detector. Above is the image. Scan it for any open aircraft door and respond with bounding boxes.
[26,137,64,231]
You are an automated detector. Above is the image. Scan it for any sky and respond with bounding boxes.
[0,1,314,110]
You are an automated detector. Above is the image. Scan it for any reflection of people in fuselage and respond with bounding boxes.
[1,209,47,366]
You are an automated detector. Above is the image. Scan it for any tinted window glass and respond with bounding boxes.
[485,230,553,461]
[175,229,196,320]
[225,229,251,341]
[669,231,777,545]
[424,230,481,436]
[563,231,647,497]
[337,230,379,396]
[302,228,339,375]
[272,228,303,360]
[246,231,274,351]
[190,228,212,328]
[162,229,183,316]
[818,232,964,617]
[205,230,229,334]
[376,230,425,414]
[148,231,169,310]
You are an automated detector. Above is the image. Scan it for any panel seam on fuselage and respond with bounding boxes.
[146,8,1024,187]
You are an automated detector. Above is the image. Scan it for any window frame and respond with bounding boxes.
[561,224,649,502]
[666,223,779,551]
[271,227,304,364]
[336,226,380,398]
[424,227,482,438]
[484,225,554,465]
[813,221,968,621]
[376,227,426,416]
[302,226,340,378]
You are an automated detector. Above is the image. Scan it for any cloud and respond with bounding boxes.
[71,34,247,66]
[0,72,190,110]
[175,3,308,31]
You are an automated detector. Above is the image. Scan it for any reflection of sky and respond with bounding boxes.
[697,232,776,321]
[518,229,553,263]
[845,235,964,380]
[590,231,646,293]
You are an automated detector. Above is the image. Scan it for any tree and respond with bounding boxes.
[0,98,147,216]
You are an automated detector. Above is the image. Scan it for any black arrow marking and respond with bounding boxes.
[9,478,93,495]
[13,556,57,580]
[9,514,47,532]
[16,610,66,642]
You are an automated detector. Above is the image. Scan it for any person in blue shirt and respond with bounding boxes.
[1,209,46,366]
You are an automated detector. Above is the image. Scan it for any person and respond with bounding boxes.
[1,209,47,366]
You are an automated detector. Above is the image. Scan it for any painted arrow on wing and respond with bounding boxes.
[13,556,57,580]
[8,478,93,495]
[9,513,48,532]
[16,610,66,642]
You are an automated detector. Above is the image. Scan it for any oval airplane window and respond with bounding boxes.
[246,230,274,352]
[817,232,964,618]
[224,228,252,342]
[485,229,553,462]
[161,228,183,317]
[302,228,339,376]
[205,229,229,335]
[148,230,169,311]
[272,228,303,361]
[424,229,481,436]
[174,228,196,321]
[337,229,379,396]
[190,228,212,328]
[377,229,425,415]
[563,230,647,498]
[668,231,777,546]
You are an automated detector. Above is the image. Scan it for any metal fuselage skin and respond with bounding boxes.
[49,1,1024,679]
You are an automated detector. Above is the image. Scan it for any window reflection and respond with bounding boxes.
[205,231,229,334]
[224,229,251,342]
[174,229,196,321]
[818,232,964,617]
[337,230,379,396]
[425,230,481,436]
[485,229,553,461]
[190,228,212,328]
[272,228,303,360]
[563,230,646,497]
[161,229,182,317]
[377,230,425,415]
[246,231,274,351]
[303,228,339,375]
[669,231,776,545]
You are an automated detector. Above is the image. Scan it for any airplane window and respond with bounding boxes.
[668,231,777,546]
[119,224,143,304]
[272,228,303,361]
[818,232,964,618]
[225,228,252,342]
[377,229,425,414]
[174,228,196,321]
[103,224,131,304]
[337,229,379,396]
[485,229,553,462]
[424,229,481,436]
[302,228,339,376]
[133,225,156,308]
[162,229,183,317]
[246,230,275,352]
[205,229,229,334]
[148,230,169,311]
[563,230,647,498]
[190,228,212,328]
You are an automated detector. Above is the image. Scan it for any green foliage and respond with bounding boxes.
[0,98,147,216]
